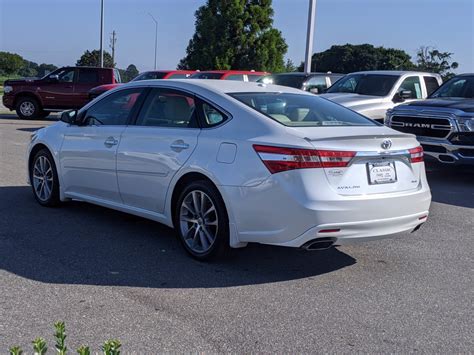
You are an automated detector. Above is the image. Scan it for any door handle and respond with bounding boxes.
[170,140,189,151]
[104,136,118,147]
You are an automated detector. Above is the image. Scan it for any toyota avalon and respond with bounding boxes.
[28,80,431,260]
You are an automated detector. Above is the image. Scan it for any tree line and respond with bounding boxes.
[0,50,139,82]
[0,0,460,82]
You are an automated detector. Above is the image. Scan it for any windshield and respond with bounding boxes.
[132,72,168,81]
[430,76,474,98]
[229,92,377,127]
[189,72,224,79]
[326,74,399,96]
[258,75,307,89]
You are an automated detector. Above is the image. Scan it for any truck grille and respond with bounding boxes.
[390,116,452,138]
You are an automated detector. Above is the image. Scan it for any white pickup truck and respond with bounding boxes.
[321,71,442,122]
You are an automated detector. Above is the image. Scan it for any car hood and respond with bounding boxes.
[4,78,41,85]
[402,97,474,113]
[320,93,385,107]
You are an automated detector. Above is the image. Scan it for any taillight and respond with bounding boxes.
[409,146,424,163]
[253,145,355,174]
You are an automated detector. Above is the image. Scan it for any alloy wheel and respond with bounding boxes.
[20,101,35,116]
[32,155,54,202]
[179,190,219,253]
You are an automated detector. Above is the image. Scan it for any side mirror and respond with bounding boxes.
[60,110,77,124]
[49,74,59,82]
[309,87,319,94]
[400,90,412,99]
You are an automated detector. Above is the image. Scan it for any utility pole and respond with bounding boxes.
[304,0,316,74]
[110,30,117,66]
[99,0,104,67]
[148,13,158,70]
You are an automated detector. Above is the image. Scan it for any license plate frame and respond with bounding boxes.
[366,161,397,185]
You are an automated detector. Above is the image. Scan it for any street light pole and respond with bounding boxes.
[100,0,104,67]
[148,13,158,70]
[304,0,316,74]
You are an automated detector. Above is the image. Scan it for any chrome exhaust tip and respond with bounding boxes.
[302,237,336,251]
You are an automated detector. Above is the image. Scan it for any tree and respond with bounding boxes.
[416,46,458,80]
[0,51,25,75]
[178,0,287,72]
[299,44,415,73]
[283,58,296,72]
[76,50,114,67]
[125,64,139,81]
[19,60,39,77]
[37,63,58,77]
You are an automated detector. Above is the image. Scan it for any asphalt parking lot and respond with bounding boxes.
[0,115,473,352]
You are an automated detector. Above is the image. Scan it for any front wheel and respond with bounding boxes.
[174,181,229,260]
[30,149,60,207]
[16,97,42,119]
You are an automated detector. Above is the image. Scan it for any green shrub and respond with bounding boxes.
[8,322,121,355]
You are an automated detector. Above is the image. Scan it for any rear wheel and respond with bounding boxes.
[174,180,229,260]
[16,97,42,119]
[30,149,60,207]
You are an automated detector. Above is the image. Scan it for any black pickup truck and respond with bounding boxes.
[385,73,474,166]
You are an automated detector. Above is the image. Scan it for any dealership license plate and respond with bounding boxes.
[367,161,397,185]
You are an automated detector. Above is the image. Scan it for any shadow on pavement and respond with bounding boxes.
[0,186,356,288]
[425,162,474,209]
[0,113,57,121]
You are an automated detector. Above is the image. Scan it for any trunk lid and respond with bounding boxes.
[287,126,423,195]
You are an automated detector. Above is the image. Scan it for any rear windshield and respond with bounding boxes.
[258,74,307,89]
[430,76,474,98]
[190,72,224,80]
[229,92,377,127]
[132,72,168,81]
[327,74,399,96]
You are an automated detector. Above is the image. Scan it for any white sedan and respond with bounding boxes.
[27,79,431,260]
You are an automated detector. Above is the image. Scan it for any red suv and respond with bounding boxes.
[189,70,268,82]
[88,70,197,99]
[3,66,121,119]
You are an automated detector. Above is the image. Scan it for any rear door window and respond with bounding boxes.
[135,89,197,128]
[77,69,99,83]
[305,76,327,93]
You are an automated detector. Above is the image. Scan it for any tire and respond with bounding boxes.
[16,96,42,119]
[174,180,229,260]
[29,148,61,207]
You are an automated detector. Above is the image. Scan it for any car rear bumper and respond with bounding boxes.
[270,211,429,248]
[220,171,431,247]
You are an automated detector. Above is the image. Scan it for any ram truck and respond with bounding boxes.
[386,73,474,165]
[3,66,121,119]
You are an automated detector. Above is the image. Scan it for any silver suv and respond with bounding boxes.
[320,71,442,122]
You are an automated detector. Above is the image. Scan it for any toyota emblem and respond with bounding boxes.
[381,139,392,150]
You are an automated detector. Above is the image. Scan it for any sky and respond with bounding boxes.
[0,0,473,73]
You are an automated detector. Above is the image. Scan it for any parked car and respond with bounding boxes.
[2,66,122,119]
[320,71,442,122]
[88,70,197,99]
[28,80,430,260]
[386,73,474,165]
[189,70,268,82]
[258,72,344,93]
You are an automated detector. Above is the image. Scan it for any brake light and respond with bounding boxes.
[409,146,424,163]
[253,145,356,173]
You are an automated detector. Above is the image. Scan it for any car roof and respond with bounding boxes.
[348,70,438,76]
[269,72,343,77]
[194,70,268,75]
[125,78,307,95]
